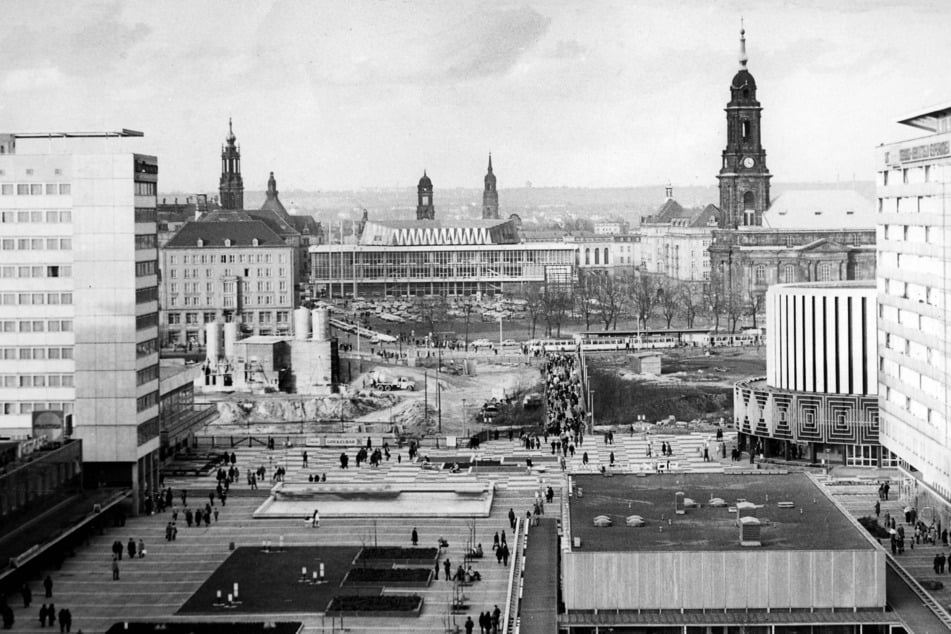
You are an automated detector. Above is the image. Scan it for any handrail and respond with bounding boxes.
[501,516,523,634]
[811,472,951,629]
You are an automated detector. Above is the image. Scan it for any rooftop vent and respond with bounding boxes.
[593,515,612,528]
[739,516,762,546]
[626,515,645,527]
[736,501,758,521]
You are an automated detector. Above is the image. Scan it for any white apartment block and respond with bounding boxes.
[877,104,951,505]
[0,132,160,505]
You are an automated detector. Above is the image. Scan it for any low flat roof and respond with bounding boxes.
[569,472,872,552]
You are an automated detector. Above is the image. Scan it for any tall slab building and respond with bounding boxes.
[0,131,160,507]
[877,104,951,505]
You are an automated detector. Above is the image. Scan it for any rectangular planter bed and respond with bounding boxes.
[325,594,423,617]
[353,547,438,569]
[342,567,433,588]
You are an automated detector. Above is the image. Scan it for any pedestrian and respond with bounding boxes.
[312,509,320,528]
[444,558,451,581]
[20,583,31,608]
[138,538,146,557]
[43,575,53,598]
[302,451,308,468]
[508,508,516,530]
[433,560,439,580]
[874,500,880,517]
[411,527,418,546]
[214,507,219,522]
[39,604,48,628]
[493,531,499,550]
[464,615,474,634]
[112,556,120,580]
[127,538,136,559]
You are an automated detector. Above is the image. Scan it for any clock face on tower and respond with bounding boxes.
[742,157,755,168]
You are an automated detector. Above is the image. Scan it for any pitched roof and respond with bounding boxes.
[165,219,286,248]
[761,190,875,230]
[643,199,720,228]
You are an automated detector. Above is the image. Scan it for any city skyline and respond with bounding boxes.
[1,0,946,192]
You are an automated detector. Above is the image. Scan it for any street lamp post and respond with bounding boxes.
[462,398,468,439]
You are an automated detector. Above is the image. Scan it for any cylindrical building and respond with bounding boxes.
[734,281,887,467]
[312,307,330,341]
[294,307,311,341]
[223,321,238,360]
[205,322,221,362]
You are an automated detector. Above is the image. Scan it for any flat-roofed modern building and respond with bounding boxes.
[310,217,576,298]
[734,281,889,466]
[877,102,951,507]
[0,131,161,508]
[562,472,894,632]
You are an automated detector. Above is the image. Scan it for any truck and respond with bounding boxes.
[369,373,416,391]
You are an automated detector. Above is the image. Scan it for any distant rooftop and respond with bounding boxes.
[897,101,951,132]
[569,472,872,552]
[760,190,874,231]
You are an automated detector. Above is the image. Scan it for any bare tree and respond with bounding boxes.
[724,273,745,333]
[523,286,544,339]
[415,294,449,342]
[678,281,702,329]
[703,268,725,332]
[630,273,658,330]
[574,271,596,331]
[460,295,478,350]
[747,288,765,331]
[656,277,680,329]
[593,273,627,330]
[542,285,572,337]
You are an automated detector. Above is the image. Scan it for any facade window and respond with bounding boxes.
[584,249,590,265]
[754,264,766,284]
[817,262,833,282]
[781,264,797,283]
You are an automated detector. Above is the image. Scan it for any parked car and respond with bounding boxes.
[471,338,493,350]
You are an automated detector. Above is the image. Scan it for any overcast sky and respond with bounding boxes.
[1,0,947,192]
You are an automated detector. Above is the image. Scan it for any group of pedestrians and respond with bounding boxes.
[543,353,585,442]
[465,605,501,633]
[15,576,72,631]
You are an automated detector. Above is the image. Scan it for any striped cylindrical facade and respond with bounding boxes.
[766,282,877,396]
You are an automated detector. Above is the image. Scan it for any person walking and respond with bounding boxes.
[464,615,474,634]
[411,527,418,546]
[39,604,48,628]
[112,556,120,581]
[874,500,880,517]
[59,606,71,632]
[508,508,516,530]
[127,538,136,559]
[43,575,53,598]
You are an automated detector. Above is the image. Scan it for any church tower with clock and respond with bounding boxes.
[717,25,771,228]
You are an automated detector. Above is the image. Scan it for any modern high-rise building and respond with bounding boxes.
[0,130,160,506]
[877,103,951,505]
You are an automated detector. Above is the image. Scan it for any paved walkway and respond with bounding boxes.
[11,439,564,634]
[518,518,558,634]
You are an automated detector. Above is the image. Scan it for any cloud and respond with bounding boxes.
[435,5,552,80]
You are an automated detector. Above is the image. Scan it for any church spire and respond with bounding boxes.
[219,118,244,210]
[482,153,499,219]
[488,153,493,173]
[739,19,748,69]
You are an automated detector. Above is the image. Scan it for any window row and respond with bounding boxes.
[0,346,73,360]
[135,234,157,250]
[136,260,157,277]
[0,210,72,223]
[134,208,157,223]
[0,374,74,388]
[136,313,158,330]
[0,402,73,416]
[881,223,944,246]
[0,237,72,251]
[169,253,285,265]
[136,364,160,386]
[136,338,158,358]
[238,311,290,324]
[168,294,288,308]
[0,292,73,306]
[168,266,283,279]
[0,183,71,196]
[134,182,156,196]
[878,195,943,215]
[0,320,72,333]
[0,265,70,279]
[136,286,158,304]
[136,390,159,412]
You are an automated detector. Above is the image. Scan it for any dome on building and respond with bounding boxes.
[418,170,432,189]
[731,69,756,91]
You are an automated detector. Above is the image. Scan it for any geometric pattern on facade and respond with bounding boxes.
[735,378,879,445]
[359,219,519,247]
